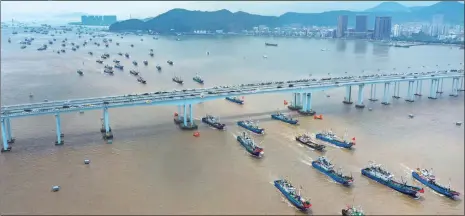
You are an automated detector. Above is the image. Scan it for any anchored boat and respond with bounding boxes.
[412,168,460,200]
[312,156,353,186]
[132,61,138,66]
[104,68,114,75]
[114,64,124,70]
[295,133,325,151]
[361,162,424,199]
[237,120,265,134]
[172,76,183,84]
[315,130,355,149]
[271,111,298,125]
[156,65,162,71]
[193,73,204,84]
[265,42,278,47]
[225,96,244,105]
[274,179,311,211]
[167,60,173,65]
[236,131,264,157]
[143,60,148,66]
[96,59,103,64]
[129,70,139,76]
[77,70,84,76]
[342,205,365,216]
[201,115,226,130]
[137,77,147,84]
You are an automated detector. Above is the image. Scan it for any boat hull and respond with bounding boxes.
[271,114,298,125]
[312,161,353,186]
[193,78,204,84]
[202,117,226,130]
[237,121,265,134]
[361,169,421,199]
[295,137,325,151]
[236,136,262,157]
[315,134,354,149]
[225,97,244,105]
[274,180,309,211]
[412,171,459,199]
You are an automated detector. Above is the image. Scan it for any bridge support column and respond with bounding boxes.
[436,78,444,94]
[54,114,64,145]
[381,82,391,105]
[189,104,194,126]
[288,93,302,111]
[414,80,422,96]
[428,79,437,99]
[101,107,113,143]
[1,118,11,152]
[342,86,353,104]
[180,103,198,130]
[458,77,464,91]
[5,118,15,144]
[298,93,315,116]
[178,105,182,121]
[392,82,401,99]
[405,81,415,102]
[368,84,378,101]
[450,78,459,97]
[355,84,365,108]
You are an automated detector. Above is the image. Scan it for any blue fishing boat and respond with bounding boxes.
[342,205,365,216]
[193,73,204,84]
[225,96,244,105]
[295,134,325,151]
[271,111,298,125]
[236,132,263,157]
[274,179,311,211]
[114,64,124,70]
[412,168,460,200]
[312,156,353,186]
[361,162,424,199]
[315,129,355,149]
[201,115,226,130]
[237,120,265,134]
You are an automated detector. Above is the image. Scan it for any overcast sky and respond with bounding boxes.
[1,1,438,21]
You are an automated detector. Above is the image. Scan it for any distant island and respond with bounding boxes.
[109,1,464,33]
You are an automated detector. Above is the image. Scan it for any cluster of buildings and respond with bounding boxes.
[335,15,391,40]
[80,15,117,26]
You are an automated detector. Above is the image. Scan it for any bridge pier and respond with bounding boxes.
[298,93,316,115]
[381,82,391,105]
[414,80,422,96]
[428,79,438,99]
[436,78,444,94]
[355,84,365,108]
[368,84,378,101]
[458,77,464,91]
[100,107,113,143]
[180,104,198,130]
[450,78,459,97]
[288,93,303,111]
[342,86,353,104]
[392,82,401,99]
[1,118,12,152]
[54,114,64,145]
[405,81,415,102]
[5,118,15,144]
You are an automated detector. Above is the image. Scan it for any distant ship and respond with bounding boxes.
[312,156,353,186]
[236,131,264,157]
[237,120,265,134]
[271,111,298,125]
[274,179,311,211]
[265,43,278,47]
[201,114,226,130]
[412,168,460,200]
[315,129,355,149]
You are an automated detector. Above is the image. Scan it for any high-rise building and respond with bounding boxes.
[431,14,444,36]
[393,24,401,37]
[373,16,392,40]
[355,15,368,32]
[336,15,348,38]
[81,15,117,26]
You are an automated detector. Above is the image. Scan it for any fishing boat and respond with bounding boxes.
[193,73,204,84]
[412,168,460,199]
[315,129,355,149]
[167,60,173,65]
[113,59,120,63]
[143,60,148,66]
[149,52,154,57]
[295,133,325,151]
[88,51,93,55]
[274,179,311,211]
[96,59,103,64]
[225,96,244,105]
[77,70,83,76]
[114,64,124,70]
[21,45,26,49]
[265,43,278,47]
[172,76,183,84]
[137,77,147,84]
[342,205,365,216]
[312,156,353,186]
[104,65,113,70]
[125,53,129,58]
[118,52,123,56]
[156,65,162,71]
[237,120,265,134]
[201,115,226,130]
[236,131,264,157]
[129,70,139,76]
[132,61,138,66]
[361,162,424,199]
[271,111,299,125]
[104,68,114,75]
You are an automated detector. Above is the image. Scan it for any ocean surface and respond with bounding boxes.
[1,28,464,215]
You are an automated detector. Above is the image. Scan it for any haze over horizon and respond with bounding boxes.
[1,1,439,22]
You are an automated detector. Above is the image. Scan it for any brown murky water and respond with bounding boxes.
[1,27,464,215]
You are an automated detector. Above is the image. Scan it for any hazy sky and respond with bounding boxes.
[1,1,438,21]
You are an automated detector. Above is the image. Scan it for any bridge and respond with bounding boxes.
[1,69,464,152]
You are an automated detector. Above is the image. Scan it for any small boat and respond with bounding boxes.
[295,134,325,151]
[132,61,138,66]
[361,162,424,199]
[137,77,147,84]
[274,179,311,211]
[114,64,124,70]
[104,65,113,70]
[315,129,355,149]
[193,73,204,84]
[265,43,278,47]
[172,76,183,84]
[312,156,353,186]
[113,59,120,63]
[21,45,27,49]
[129,70,139,76]
[118,52,123,56]
[96,59,103,64]
[271,111,298,125]
[156,65,162,71]
[88,51,93,55]
[237,120,265,134]
[104,68,114,75]
[149,52,154,57]
[130,44,134,47]
[125,53,129,58]
[8,38,11,43]
[342,205,365,216]
[225,96,244,105]
[116,42,120,46]
[167,60,173,65]
[236,131,264,157]
[201,115,226,130]
[143,60,148,66]
[412,168,460,200]
[61,49,66,53]
[77,70,84,76]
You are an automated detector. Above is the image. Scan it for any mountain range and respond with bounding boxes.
[109,1,464,33]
